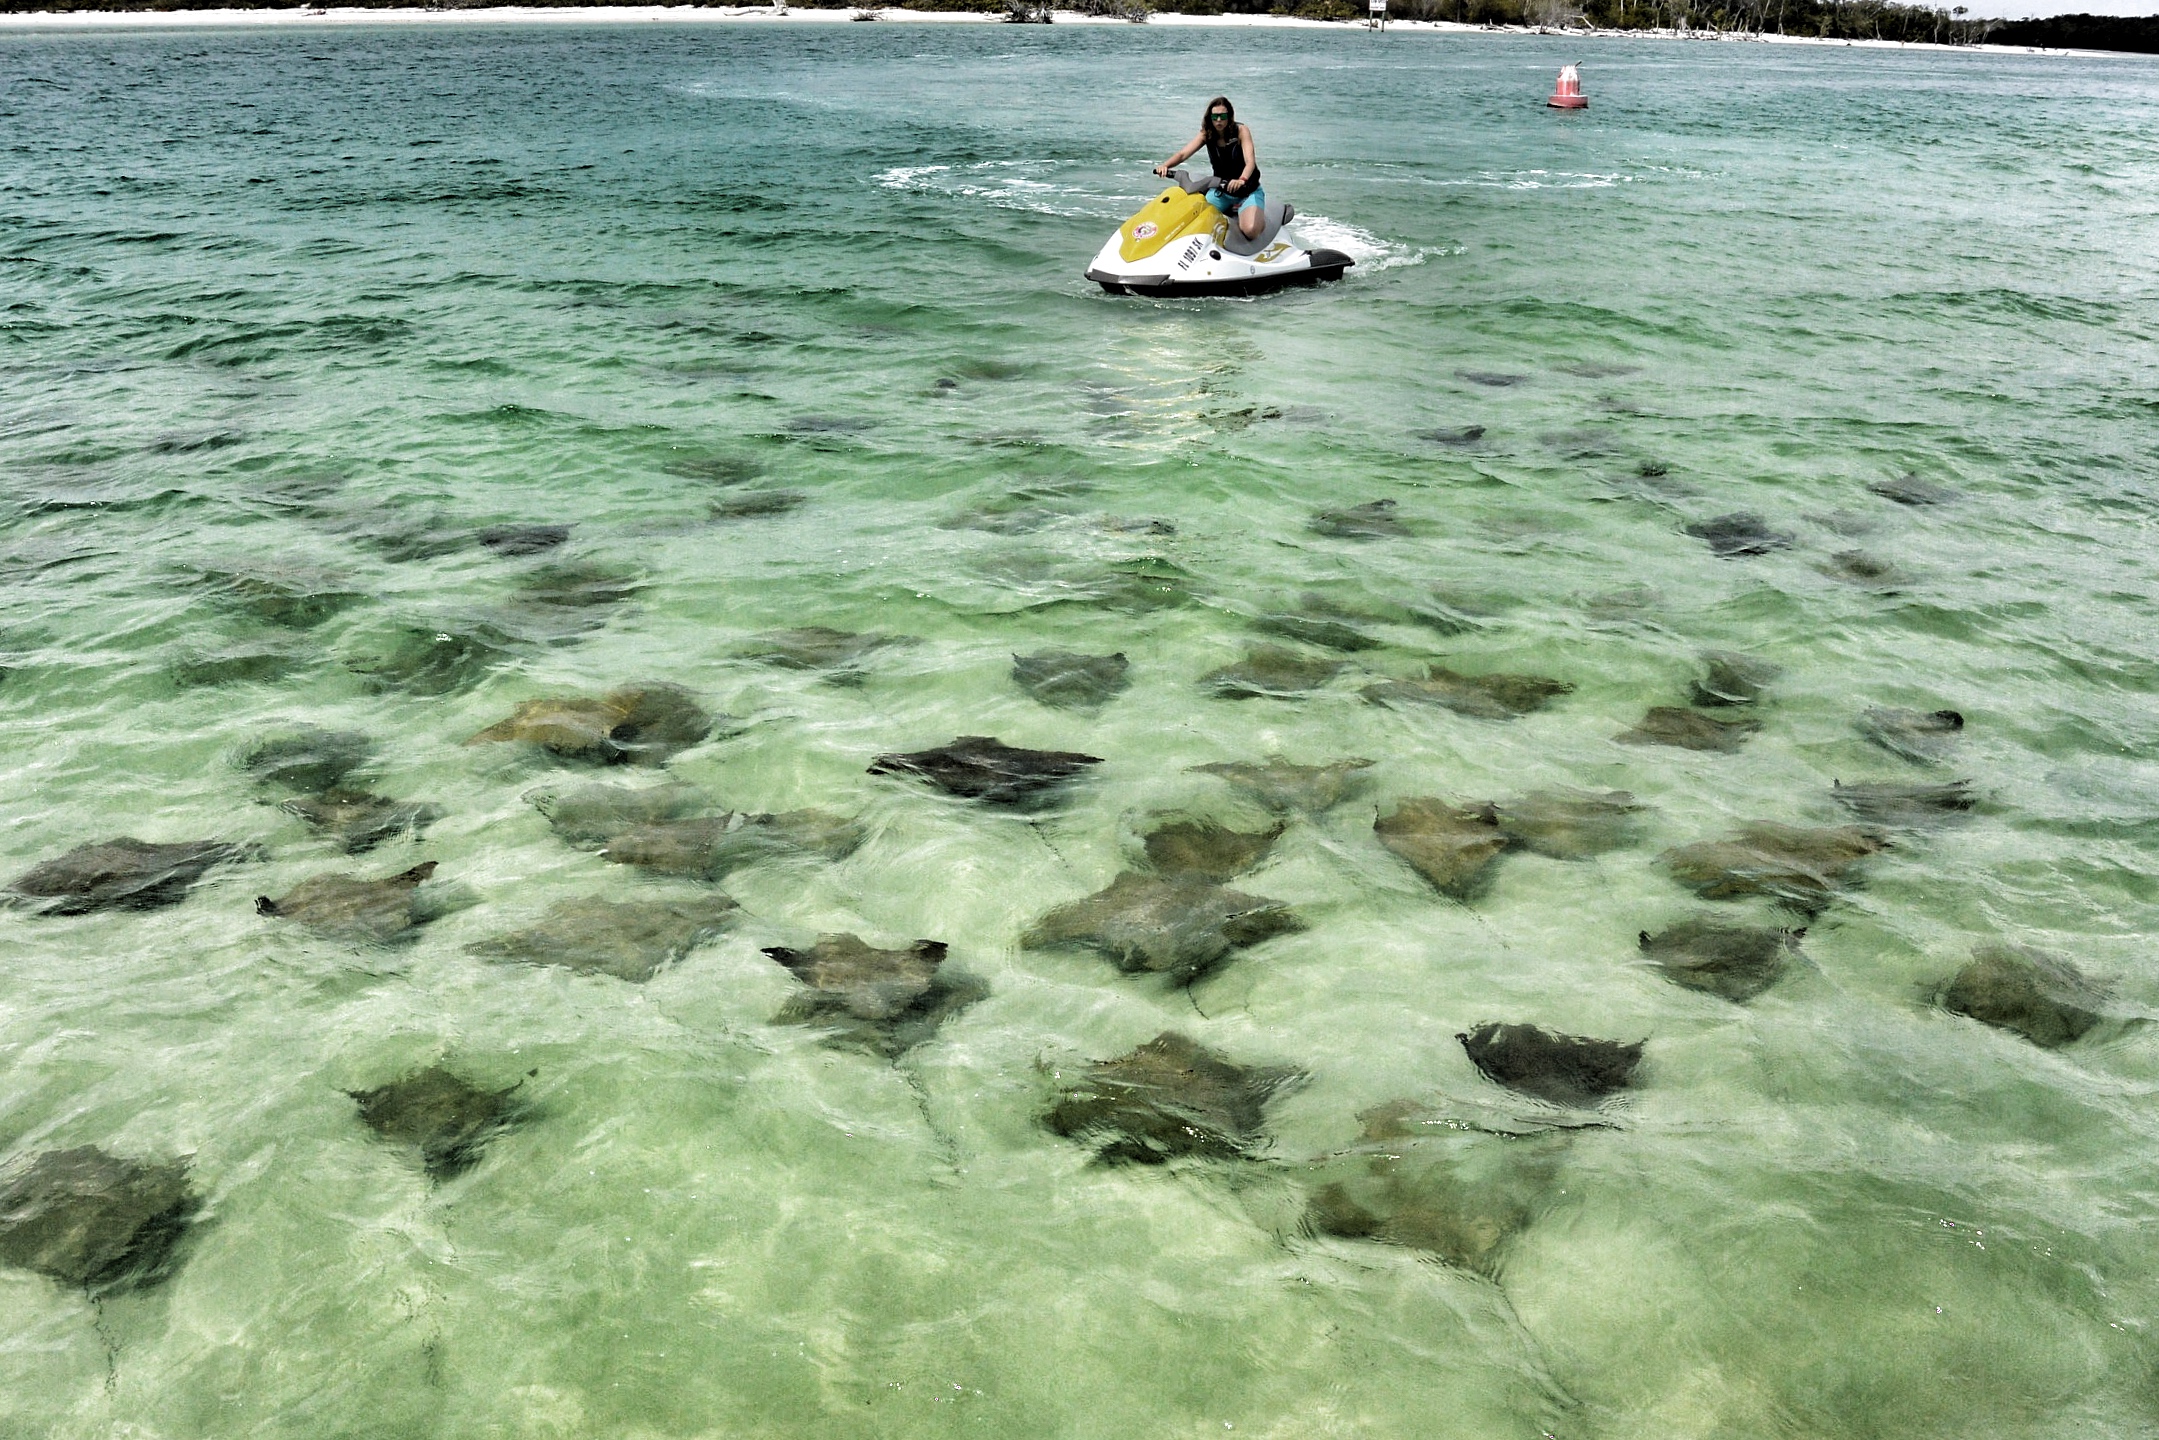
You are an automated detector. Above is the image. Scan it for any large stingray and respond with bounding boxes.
[1140,818,1287,881]
[467,683,714,765]
[1639,917,1802,1001]
[349,1066,521,1180]
[711,490,806,520]
[1495,788,1646,860]
[869,735,1102,808]
[283,793,443,854]
[1012,650,1130,710]
[1025,871,1301,981]
[512,560,642,613]
[1191,756,1374,813]
[1940,943,2108,1048]
[1684,512,1792,557]
[1691,650,1779,707]
[470,895,739,982]
[1203,645,1345,699]
[9,838,248,915]
[168,643,299,689]
[1458,1023,1643,1108]
[1832,779,1975,828]
[1869,473,1959,506]
[1309,500,1406,539]
[346,623,516,696]
[1375,798,1511,899]
[740,626,897,680]
[1822,550,1912,587]
[1660,823,1887,912]
[1043,1032,1300,1165]
[529,780,717,848]
[477,524,569,556]
[0,1147,199,1292]
[257,860,441,943]
[602,809,865,881]
[239,726,374,794]
[1616,706,1761,753]
[762,934,985,1056]
[197,563,367,629]
[1364,665,1573,720]
[1253,612,1378,652]
[1859,707,1965,764]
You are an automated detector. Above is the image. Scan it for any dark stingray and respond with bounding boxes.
[1458,1022,1643,1108]
[763,934,985,1057]
[168,644,299,689]
[712,490,806,519]
[1191,757,1374,814]
[0,1147,199,1292]
[602,809,864,881]
[869,735,1101,808]
[1495,788,1646,860]
[530,781,717,848]
[1869,473,1959,506]
[9,838,247,915]
[1044,1032,1300,1165]
[349,1066,521,1180]
[1309,500,1406,539]
[1691,650,1779,707]
[239,726,375,794]
[1941,943,2107,1048]
[1859,707,1964,764]
[1012,650,1130,709]
[477,524,570,556]
[1660,823,1886,913]
[662,452,764,485]
[346,623,516,696]
[1141,818,1287,881]
[1364,665,1573,720]
[1204,645,1345,699]
[1822,550,1911,587]
[941,501,1066,535]
[467,683,714,765]
[1559,361,1642,378]
[1375,798,1511,899]
[1253,613,1378,652]
[1457,370,1527,387]
[1024,871,1302,982]
[257,860,440,943]
[283,792,443,854]
[1616,706,1760,753]
[1418,425,1486,447]
[513,561,641,611]
[197,563,367,629]
[1685,512,1793,557]
[740,626,896,678]
[470,895,739,982]
[1832,779,1975,827]
[1640,917,1802,1002]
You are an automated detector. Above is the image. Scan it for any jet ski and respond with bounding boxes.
[1084,170,1353,298]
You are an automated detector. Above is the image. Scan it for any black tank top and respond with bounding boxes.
[1205,125,1259,186]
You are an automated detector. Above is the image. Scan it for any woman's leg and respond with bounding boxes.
[1239,198,1263,240]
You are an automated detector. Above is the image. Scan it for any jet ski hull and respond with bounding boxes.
[1088,249,1353,298]
[1085,174,1353,298]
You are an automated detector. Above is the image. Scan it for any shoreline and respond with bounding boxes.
[0,4,2090,53]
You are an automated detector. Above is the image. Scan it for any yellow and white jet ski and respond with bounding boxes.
[1084,170,1353,298]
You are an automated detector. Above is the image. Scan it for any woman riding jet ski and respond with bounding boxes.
[1085,96,1352,298]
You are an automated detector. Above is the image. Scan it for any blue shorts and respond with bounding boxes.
[1205,183,1265,215]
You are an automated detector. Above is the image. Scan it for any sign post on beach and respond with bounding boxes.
[1369,0,1386,29]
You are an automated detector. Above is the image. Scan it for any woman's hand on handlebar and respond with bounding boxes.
[1153,162,1170,178]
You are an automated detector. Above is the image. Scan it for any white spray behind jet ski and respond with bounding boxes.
[1085,170,1353,298]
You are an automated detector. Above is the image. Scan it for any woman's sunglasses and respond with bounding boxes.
[1209,112,1231,121]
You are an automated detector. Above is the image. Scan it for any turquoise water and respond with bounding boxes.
[3,19,2159,1437]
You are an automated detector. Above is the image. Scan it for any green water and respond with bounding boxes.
[3,19,2159,1437]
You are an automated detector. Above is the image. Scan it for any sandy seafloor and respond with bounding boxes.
[1,15,2158,1440]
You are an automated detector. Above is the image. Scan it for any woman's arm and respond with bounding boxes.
[1154,131,1206,178]
[1226,123,1258,193]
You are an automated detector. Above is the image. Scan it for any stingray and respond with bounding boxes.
[346,622,516,695]
[349,1066,521,1180]
[1691,650,1779,707]
[1023,871,1302,982]
[740,626,896,679]
[283,793,443,854]
[1364,665,1573,720]
[1941,943,2107,1048]
[1660,823,1887,913]
[941,501,1066,535]
[167,643,299,688]
[1043,1032,1300,1165]
[1204,645,1345,699]
[1012,650,1130,709]
[1192,757,1374,814]
[1309,500,1406,539]
[530,781,718,848]
[1495,788,1646,860]
[1616,706,1761,753]
[763,934,985,1057]
[257,860,441,943]
[238,726,375,794]
[1685,512,1793,557]
[1141,818,1287,881]
[1418,425,1486,446]
[1077,557,1198,614]
[467,683,714,765]
[1560,361,1641,378]
[1822,550,1911,587]
[470,894,739,982]
[198,564,367,628]
[513,561,641,611]
[712,490,806,519]
[1252,613,1378,652]
[602,809,864,881]
[869,735,1102,808]
[9,838,247,915]
[477,524,569,556]
[1640,917,1802,1002]
[1832,779,1975,827]
[0,1147,199,1292]
[1374,798,1511,899]
[1457,370,1527,387]
[1869,473,1959,506]
[663,452,763,485]
[1859,707,1964,763]
[1458,1022,1643,1108]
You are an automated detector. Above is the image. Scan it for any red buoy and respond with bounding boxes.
[1547,64,1588,110]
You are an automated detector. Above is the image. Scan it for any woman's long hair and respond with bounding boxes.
[1201,95,1236,139]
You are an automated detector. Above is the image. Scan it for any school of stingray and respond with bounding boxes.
[0,465,2112,1320]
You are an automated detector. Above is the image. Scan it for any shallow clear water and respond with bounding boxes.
[2,19,2159,1437]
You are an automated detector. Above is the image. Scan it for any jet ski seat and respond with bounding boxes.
[1169,169,1297,255]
